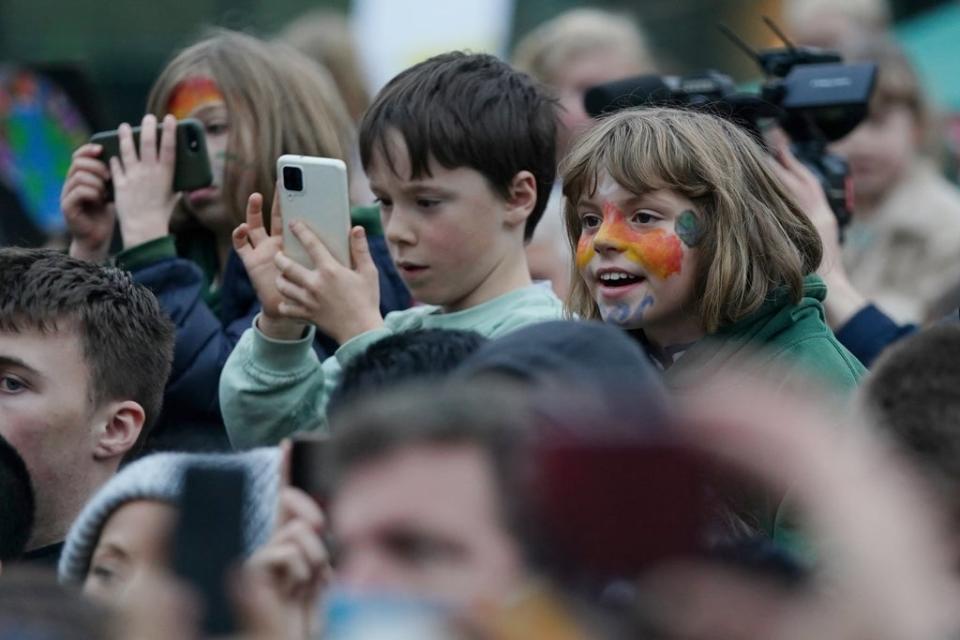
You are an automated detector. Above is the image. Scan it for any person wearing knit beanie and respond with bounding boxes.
[57,448,280,596]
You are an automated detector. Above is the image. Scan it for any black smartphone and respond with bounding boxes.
[89,117,213,197]
[172,465,246,636]
[290,436,331,511]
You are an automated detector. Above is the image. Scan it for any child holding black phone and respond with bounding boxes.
[60,30,409,453]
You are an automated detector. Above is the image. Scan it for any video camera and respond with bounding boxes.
[583,18,877,230]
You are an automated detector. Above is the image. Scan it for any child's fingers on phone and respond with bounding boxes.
[140,114,158,163]
[276,277,316,311]
[290,221,335,269]
[277,300,312,323]
[349,226,376,276]
[63,186,105,214]
[118,123,138,168]
[69,157,111,181]
[108,156,126,182]
[246,192,265,230]
[63,171,106,198]
[72,143,103,161]
[269,185,283,238]
[274,252,316,287]
[158,115,177,167]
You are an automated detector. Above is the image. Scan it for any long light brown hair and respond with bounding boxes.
[146,29,354,229]
[561,107,822,333]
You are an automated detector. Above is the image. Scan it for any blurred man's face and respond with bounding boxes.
[829,102,918,211]
[331,443,526,617]
[553,49,648,155]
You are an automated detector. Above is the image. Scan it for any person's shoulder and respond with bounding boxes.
[486,283,566,334]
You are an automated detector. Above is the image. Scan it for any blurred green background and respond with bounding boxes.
[0,0,951,128]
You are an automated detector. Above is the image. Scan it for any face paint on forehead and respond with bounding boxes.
[675,210,703,248]
[167,76,224,120]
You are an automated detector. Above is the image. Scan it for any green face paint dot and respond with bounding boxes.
[676,210,702,247]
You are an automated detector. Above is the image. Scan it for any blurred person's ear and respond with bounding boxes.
[92,401,145,461]
[504,170,538,228]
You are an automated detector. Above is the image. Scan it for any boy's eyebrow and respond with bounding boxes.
[0,355,42,378]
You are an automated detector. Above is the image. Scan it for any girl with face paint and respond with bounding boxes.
[561,107,865,397]
[59,30,409,451]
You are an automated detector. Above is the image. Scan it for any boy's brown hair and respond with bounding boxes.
[147,29,354,229]
[561,107,822,332]
[358,51,558,242]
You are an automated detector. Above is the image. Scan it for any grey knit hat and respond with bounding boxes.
[58,448,280,586]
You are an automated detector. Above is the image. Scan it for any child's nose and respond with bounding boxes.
[593,222,625,253]
[383,208,416,246]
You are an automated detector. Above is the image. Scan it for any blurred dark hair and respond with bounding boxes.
[864,325,960,511]
[0,249,174,453]
[328,328,487,416]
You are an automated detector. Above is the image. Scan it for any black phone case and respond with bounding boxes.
[89,118,213,196]
[172,465,246,636]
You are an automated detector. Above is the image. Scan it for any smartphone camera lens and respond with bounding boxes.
[283,166,304,192]
[186,128,200,152]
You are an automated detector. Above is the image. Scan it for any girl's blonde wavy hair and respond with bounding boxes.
[561,107,823,333]
[147,29,354,229]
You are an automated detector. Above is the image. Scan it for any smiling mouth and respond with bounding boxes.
[597,270,644,288]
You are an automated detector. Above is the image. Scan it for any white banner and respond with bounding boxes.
[351,0,515,94]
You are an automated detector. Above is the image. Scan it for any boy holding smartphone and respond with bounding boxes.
[222,51,563,447]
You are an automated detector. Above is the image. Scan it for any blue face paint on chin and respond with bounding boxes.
[600,295,655,327]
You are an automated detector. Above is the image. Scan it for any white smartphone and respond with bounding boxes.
[276,155,351,268]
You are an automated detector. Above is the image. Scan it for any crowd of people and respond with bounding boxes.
[2,1,960,638]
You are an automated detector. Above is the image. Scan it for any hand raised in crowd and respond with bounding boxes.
[273,222,383,344]
[233,189,309,341]
[241,444,331,640]
[61,143,115,263]
[769,135,867,329]
[111,114,179,249]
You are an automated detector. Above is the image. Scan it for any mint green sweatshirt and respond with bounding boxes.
[219,283,564,448]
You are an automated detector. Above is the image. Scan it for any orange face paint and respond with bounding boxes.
[167,76,224,120]
[576,201,684,279]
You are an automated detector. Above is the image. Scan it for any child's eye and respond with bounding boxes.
[374,197,393,209]
[580,213,602,229]
[205,122,229,136]
[416,198,441,209]
[631,211,658,225]
[0,375,26,394]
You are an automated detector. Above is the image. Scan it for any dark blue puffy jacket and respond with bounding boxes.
[128,235,409,454]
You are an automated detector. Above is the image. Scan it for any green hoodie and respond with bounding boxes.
[662,274,865,560]
[663,275,865,394]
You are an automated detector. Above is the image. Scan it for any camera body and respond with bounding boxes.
[583,47,877,230]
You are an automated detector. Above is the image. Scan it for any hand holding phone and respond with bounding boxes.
[271,155,384,344]
[276,155,351,268]
[90,116,213,197]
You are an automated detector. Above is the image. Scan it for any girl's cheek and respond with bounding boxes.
[575,234,595,270]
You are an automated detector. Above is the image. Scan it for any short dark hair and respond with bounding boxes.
[359,51,558,242]
[328,328,487,416]
[330,381,534,547]
[0,249,175,451]
[863,325,960,506]
[0,434,34,561]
